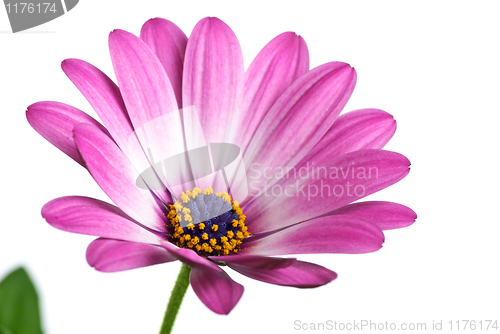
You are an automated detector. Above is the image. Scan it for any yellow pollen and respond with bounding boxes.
[180,192,190,203]
[167,186,252,257]
[192,187,202,197]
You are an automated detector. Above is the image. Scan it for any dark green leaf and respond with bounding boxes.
[0,268,43,334]
[0,324,13,334]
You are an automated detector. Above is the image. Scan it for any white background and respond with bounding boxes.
[1,1,499,333]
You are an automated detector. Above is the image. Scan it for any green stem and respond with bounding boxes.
[159,264,191,334]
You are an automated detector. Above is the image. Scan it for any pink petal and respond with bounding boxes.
[246,149,411,233]
[182,17,244,144]
[190,267,244,315]
[228,260,337,288]
[300,108,397,167]
[140,18,188,108]
[244,62,357,193]
[327,201,417,230]
[73,123,166,231]
[241,215,384,256]
[209,254,296,270]
[26,101,110,166]
[108,29,178,130]
[62,58,173,204]
[237,31,309,152]
[108,29,193,198]
[61,59,134,152]
[87,238,176,272]
[42,196,161,244]
[159,240,222,272]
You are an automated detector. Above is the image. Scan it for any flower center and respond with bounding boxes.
[166,187,251,257]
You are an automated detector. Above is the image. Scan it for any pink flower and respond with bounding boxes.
[26,17,416,315]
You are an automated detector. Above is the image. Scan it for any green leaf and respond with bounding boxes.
[0,268,43,334]
[0,324,13,334]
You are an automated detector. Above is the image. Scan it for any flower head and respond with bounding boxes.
[27,17,416,315]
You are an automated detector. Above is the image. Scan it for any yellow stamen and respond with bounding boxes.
[167,186,252,257]
[180,192,190,203]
